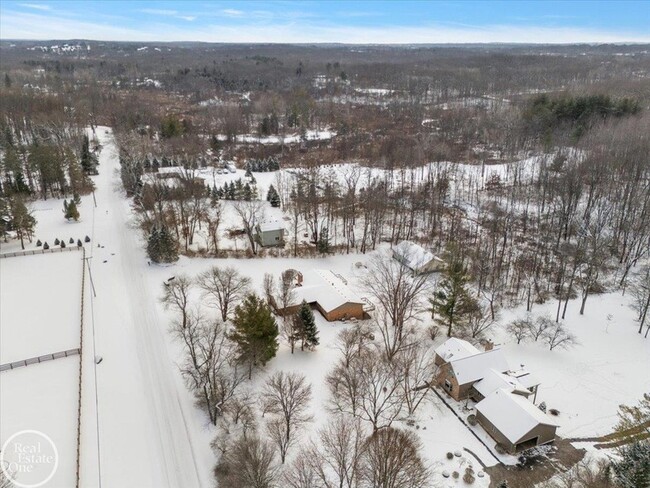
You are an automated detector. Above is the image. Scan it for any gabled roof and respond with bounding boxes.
[448,348,509,385]
[393,241,439,270]
[435,338,480,363]
[292,269,364,313]
[257,220,284,232]
[473,369,531,398]
[476,388,559,444]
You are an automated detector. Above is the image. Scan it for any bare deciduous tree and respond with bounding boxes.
[360,251,430,346]
[507,316,532,344]
[172,311,246,425]
[545,323,578,351]
[233,199,265,254]
[261,371,313,463]
[215,434,279,488]
[360,427,430,488]
[329,350,404,432]
[198,265,251,322]
[396,343,434,417]
[160,275,192,329]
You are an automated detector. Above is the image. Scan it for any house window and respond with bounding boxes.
[444,380,452,391]
[275,236,279,241]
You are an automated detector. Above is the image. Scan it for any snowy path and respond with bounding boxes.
[84,128,210,487]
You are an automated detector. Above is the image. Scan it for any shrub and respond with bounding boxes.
[463,472,475,484]
[549,408,560,416]
[467,414,477,426]
[69,237,74,244]
[60,241,66,248]
[446,452,454,460]
[36,239,42,247]
[54,238,60,245]
[84,235,91,242]
[77,239,83,247]
[495,444,507,455]
[43,242,49,250]
[452,471,459,479]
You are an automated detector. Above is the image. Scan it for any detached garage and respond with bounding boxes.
[476,388,558,454]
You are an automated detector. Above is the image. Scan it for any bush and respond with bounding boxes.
[60,241,66,248]
[428,325,439,341]
[69,237,74,244]
[77,239,83,247]
[452,471,459,479]
[84,235,91,243]
[495,443,507,455]
[43,242,49,250]
[446,452,454,460]
[549,408,560,416]
[54,238,60,245]
[36,239,42,247]
[463,472,476,484]
[467,414,477,426]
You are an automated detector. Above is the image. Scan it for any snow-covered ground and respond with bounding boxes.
[1,251,84,487]
[2,125,648,487]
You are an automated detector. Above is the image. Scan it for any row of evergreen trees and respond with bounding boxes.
[244,157,280,173]
[211,178,258,201]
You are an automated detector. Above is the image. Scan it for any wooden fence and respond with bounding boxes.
[0,245,82,259]
[0,348,81,372]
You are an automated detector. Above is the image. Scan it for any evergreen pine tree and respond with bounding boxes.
[64,200,80,221]
[297,301,319,350]
[147,226,161,262]
[80,134,96,174]
[229,294,279,379]
[429,259,478,337]
[54,238,60,245]
[77,239,83,247]
[69,237,74,244]
[158,225,179,262]
[84,235,91,243]
[60,240,66,248]
[317,227,330,254]
[36,239,42,247]
[43,241,49,250]
[611,441,650,488]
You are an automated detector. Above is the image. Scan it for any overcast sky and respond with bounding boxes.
[1,0,648,44]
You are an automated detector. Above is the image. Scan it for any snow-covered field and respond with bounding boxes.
[1,251,84,487]
[2,125,648,487]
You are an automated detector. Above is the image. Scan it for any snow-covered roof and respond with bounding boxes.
[473,369,531,398]
[292,269,364,313]
[507,370,541,389]
[435,338,480,363]
[476,389,558,444]
[448,348,509,385]
[393,241,439,270]
[257,220,284,232]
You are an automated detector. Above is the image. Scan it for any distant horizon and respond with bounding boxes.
[3,39,650,47]
[1,1,648,44]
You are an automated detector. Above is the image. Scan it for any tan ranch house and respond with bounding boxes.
[434,338,556,453]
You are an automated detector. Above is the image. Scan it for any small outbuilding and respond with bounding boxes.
[392,241,445,274]
[255,221,285,247]
[476,388,558,453]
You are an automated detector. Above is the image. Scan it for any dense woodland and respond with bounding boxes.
[1,41,649,487]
